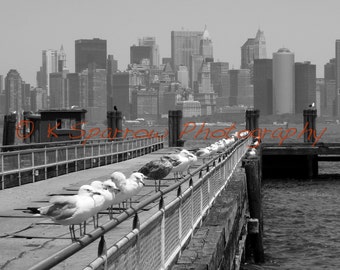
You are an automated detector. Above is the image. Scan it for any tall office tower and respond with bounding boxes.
[253,59,273,115]
[171,30,203,72]
[75,38,107,73]
[241,29,267,70]
[254,29,267,59]
[324,58,335,80]
[295,62,316,114]
[30,87,45,112]
[107,55,118,111]
[41,49,59,97]
[241,38,255,70]
[49,69,69,109]
[139,37,160,67]
[194,62,216,115]
[58,45,67,72]
[67,73,81,107]
[110,71,142,119]
[210,62,229,97]
[190,54,204,89]
[5,69,23,114]
[229,69,253,107]
[200,26,213,62]
[324,58,337,116]
[335,40,340,115]
[316,78,324,116]
[130,45,153,65]
[273,48,295,115]
[0,75,4,92]
[177,65,189,88]
[21,82,31,111]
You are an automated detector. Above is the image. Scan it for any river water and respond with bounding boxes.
[257,163,340,269]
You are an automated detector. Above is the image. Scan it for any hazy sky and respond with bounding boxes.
[1,0,340,85]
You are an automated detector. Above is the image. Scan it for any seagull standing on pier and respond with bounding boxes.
[195,147,212,163]
[138,157,173,192]
[38,185,101,241]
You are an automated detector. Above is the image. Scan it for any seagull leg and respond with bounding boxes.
[154,179,157,192]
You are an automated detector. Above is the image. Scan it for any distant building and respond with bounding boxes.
[176,100,201,117]
[75,38,107,73]
[49,70,69,109]
[200,26,213,62]
[131,89,158,121]
[229,69,253,107]
[5,69,23,114]
[0,75,4,93]
[107,55,118,111]
[316,78,324,116]
[30,87,46,112]
[273,48,295,115]
[295,62,316,114]
[254,29,267,60]
[177,65,189,88]
[323,58,337,116]
[210,62,229,97]
[130,46,153,65]
[190,54,204,89]
[194,62,216,115]
[0,92,5,114]
[138,37,160,67]
[253,59,273,115]
[171,30,203,72]
[67,73,81,108]
[241,38,255,70]
[335,40,340,115]
[22,82,31,111]
[162,57,172,65]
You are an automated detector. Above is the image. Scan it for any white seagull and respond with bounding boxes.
[108,172,146,209]
[162,149,196,180]
[38,185,101,241]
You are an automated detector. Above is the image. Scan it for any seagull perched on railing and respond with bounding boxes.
[107,171,146,209]
[138,157,173,192]
[38,185,101,241]
[162,149,197,180]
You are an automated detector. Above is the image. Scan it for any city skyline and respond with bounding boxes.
[1,0,340,85]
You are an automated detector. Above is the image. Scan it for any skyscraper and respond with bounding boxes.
[229,69,253,107]
[273,48,295,115]
[200,26,213,62]
[210,62,229,97]
[241,29,267,70]
[75,38,107,73]
[5,69,23,114]
[58,45,67,72]
[295,62,316,114]
[241,38,255,70]
[49,70,68,109]
[138,37,160,67]
[253,59,273,115]
[0,75,4,93]
[254,29,267,59]
[177,65,189,88]
[130,45,153,65]
[335,40,340,115]
[41,49,59,96]
[324,58,337,116]
[171,30,203,72]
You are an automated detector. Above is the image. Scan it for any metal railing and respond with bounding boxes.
[0,136,164,190]
[29,136,251,270]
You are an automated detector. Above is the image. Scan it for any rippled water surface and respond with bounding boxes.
[260,176,340,269]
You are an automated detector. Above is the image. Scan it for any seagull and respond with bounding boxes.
[309,102,315,108]
[114,105,118,111]
[38,185,101,241]
[162,149,195,180]
[108,172,146,209]
[195,147,212,163]
[138,157,173,192]
[90,181,107,228]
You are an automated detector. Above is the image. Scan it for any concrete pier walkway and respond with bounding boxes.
[0,147,189,270]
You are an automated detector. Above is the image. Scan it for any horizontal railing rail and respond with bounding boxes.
[0,136,165,190]
[28,136,251,270]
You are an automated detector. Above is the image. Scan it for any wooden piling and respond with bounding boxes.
[2,113,17,147]
[303,108,317,143]
[243,155,264,263]
[246,109,260,140]
[107,111,123,139]
[168,110,183,147]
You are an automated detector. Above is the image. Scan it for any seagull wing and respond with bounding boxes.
[39,196,78,221]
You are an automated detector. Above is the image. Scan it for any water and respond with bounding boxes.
[258,166,340,269]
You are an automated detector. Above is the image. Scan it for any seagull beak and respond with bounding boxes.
[140,179,145,186]
[93,191,102,195]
